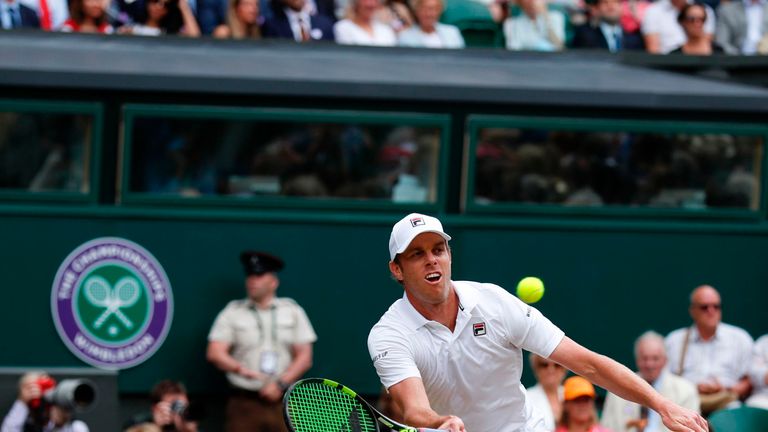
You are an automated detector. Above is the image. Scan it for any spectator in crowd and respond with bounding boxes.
[571,0,644,51]
[207,251,317,432]
[670,3,722,54]
[556,376,612,432]
[715,0,768,55]
[18,0,68,30]
[374,0,414,32]
[619,0,650,35]
[398,0,464,47]
[747,334,768,410]
[665,284,754,416]
[124,380,198,432]
[60,0,113,32]
[1,0,40,29]
[212,0,262,37]
[527,353,567,431]
[334,0,397,45]
[195,0,227,34]
[504,0,565,51]
[641,0,715,54]
[120,0,200,36]
[262,0,335,41]
[1,371,89,432]
[602,331,700,432]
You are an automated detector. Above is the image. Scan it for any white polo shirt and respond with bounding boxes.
[665,322,753,388]
[368,281,565,432]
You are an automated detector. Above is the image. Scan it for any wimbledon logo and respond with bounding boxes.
[51,238,173,370]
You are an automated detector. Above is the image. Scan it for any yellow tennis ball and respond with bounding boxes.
[516,277,545,304]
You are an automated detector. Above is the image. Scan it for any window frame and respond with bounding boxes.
[120,104,451,212]
[464,115,768,220]
[0,99,103,204]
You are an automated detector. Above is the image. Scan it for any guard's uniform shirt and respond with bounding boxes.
[209,297,317,390]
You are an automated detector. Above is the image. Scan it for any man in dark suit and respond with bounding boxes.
[261,0,335,41]
[1,0,40,29]
[571,0,644,51]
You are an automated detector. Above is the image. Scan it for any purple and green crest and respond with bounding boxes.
[51,238,173,369]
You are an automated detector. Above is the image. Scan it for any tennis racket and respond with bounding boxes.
[283,378,447,432]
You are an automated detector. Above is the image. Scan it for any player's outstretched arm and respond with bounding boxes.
[548,337,709,432]
[388,377,466,432]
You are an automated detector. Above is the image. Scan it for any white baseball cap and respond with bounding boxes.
[389,213,452,261]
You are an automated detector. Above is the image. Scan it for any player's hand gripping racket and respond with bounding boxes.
[283,378,447,432]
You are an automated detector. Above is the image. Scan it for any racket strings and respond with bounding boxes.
[287,382,378,432]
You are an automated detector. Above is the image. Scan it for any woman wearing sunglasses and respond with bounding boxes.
[527,353,567,431]
[669,3,722,55]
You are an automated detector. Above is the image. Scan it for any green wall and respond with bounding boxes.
[1,210,767,395]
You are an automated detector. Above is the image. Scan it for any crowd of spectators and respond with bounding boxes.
[521,285,768,431]
[2,0,768,54]
[473,128,761,209]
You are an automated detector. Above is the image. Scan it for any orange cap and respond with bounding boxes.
[563,376,596,401]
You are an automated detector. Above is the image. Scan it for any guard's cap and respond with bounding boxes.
[563,376,596,401]
[389,213,451,261]
[240,251,284,276]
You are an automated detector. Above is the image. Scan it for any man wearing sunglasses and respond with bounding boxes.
[665,284,754,416]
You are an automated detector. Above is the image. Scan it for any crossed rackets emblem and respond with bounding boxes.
[83,276,141,329]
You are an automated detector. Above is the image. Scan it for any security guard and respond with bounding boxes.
[207,251,317,432]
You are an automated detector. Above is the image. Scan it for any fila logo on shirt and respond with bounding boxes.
[410,217,425,227]
[473,322,486,336]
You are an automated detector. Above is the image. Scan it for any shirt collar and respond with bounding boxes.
[743,0,766,7]
[691,324,720,342]
[284,7,308,21]
[399,281,480,330]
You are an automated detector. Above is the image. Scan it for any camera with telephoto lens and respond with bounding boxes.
[35,377,97,411]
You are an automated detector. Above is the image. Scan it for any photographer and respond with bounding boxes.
[124,380,197,432]
[1,372,89,432]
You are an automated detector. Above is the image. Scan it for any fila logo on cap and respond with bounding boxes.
[410,217,425,227]
[473,322,486,336]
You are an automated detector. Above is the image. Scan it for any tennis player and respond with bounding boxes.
[368,213,709,432]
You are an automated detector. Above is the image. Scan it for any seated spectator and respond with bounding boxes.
[641,0,714,54]
[670,3,722,54]
[747,334,768,410]
[1,371,89,432]
[665,284,754,416]
[262,0,335,40]
[195,0,228,34]
[120,0,200,36]
[504,0,565,51]
[619,0,650,35]
[715,0,768,55]
[572,0,644,51]
[124,380,197,432]
[556,376,613,432]
[18,0,68,30]
[213,0,262,37]
[602,331,700,432]
[398,0,464,47]
[527,353,567,431]
[60,0,113,32]
[334,0,396,45]
[1,0,41,29]
[374,0,414,32]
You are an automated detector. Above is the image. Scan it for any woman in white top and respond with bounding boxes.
[503,0,565,51]
[334,0,397,45]
[398,0,464,48]
[526,353,567,431]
